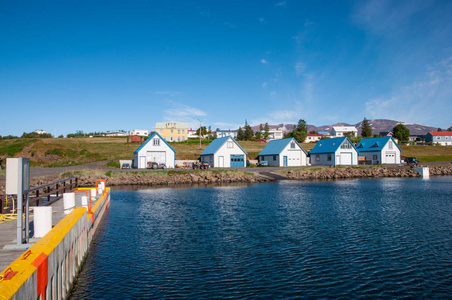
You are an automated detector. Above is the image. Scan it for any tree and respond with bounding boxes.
[237,127,245,140]
[244,120,254,141]
[437,128,442,132]
[448,126,452,131]
[393,123,410,142]
[196,126,207,137]
[290,119,308,143]
[263,123,270,140]
[309,131,318,134]
[255,124,263,140]
[361,117,372,138]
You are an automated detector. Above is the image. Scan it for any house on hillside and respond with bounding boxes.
[216,129,239,139]
[356,136,401,165]
[425,132,452,145]
[331,126,358,137]
[309,137,358,166]
[305,134,332,143]
[133,132,176,169]
[155,122,189,142]
[258,138,308,167]
[200,136,247,167]
[129,129,149,136]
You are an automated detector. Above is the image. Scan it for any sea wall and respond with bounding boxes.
[285,165,452,180]
[0,188,110,300]
[77,171,270,187]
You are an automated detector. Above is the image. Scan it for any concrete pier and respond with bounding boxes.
[0,186,110,299]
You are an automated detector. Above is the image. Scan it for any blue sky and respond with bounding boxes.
[1,0,451,136]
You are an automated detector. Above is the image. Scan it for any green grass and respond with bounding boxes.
[0,138,37,156]
[107,161,120,168]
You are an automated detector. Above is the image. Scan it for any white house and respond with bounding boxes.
[309,137,358,166]
[331,126,358,137]
[267,129,284,140]
[216,129,239,139]
[305,134,332,143]
[200,136,247,167]
[356,136,401,164]
[133,132,176,168]
[129,129,149,136]
[258,138,308,167]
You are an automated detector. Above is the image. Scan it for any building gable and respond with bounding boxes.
[133,132,176,154]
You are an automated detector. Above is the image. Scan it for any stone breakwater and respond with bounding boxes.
[286,165,452,180]
[77,171,271,187]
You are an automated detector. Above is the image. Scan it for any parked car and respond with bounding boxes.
[257,161,268,167]
[405,157,419,165]
[258,139,266,142]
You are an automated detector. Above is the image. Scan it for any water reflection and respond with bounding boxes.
[70,177,452,299]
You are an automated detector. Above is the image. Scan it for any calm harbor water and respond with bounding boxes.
[70,177,452,299]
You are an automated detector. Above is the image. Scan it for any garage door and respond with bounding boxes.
[385,152,396,164]
[147,151,166,164]
[339,153,352,165]
[230,155,245,167]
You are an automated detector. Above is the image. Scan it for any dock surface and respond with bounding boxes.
[0,192,87,271]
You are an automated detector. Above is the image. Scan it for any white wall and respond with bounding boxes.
[135,136,175,168]
[202,138,246,167]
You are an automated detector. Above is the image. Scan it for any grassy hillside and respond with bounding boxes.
[0,137,450,168]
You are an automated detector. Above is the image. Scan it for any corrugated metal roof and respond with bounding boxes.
[428,131,452,136]
[309,137,354,154]
[356,136,401,152]
[200,136,247,156]
[258,138,307,156]
[133,132,176,154]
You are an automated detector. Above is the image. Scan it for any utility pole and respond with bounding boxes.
[198,119,202,149]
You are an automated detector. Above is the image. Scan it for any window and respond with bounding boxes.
[437,137,440,140]
[178,130,180,134]
[273,155,277,161]
[341,141,352,149]
[227,142,234,148]
[327,154,331,161]
[316,155,320,161]
[373,155,377,160]
[170,130,173,134]
[159,130,163,134]
[290,142,296,149]
[182,130,185,134]
[153,139,160,146]
[388,141,393,149]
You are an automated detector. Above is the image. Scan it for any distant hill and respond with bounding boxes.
[249,119,438,136]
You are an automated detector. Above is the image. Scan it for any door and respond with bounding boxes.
[218,156,224,168]
[339,153,352,165]
[283,156,288,167]
[230,155,244,167]
[139,156,146,169]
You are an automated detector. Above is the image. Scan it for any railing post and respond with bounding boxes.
[56,183,59,198]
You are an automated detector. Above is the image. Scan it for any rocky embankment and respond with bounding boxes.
[285,165,452,180]
[77,171,270,187]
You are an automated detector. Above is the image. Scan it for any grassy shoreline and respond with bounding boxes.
[0,137,451,168]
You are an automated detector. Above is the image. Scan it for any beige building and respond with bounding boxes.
[155,122,189,142]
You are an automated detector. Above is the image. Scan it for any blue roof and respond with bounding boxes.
[133,132,176,154]
[258,138,307,156]
[309,137,356,154]
[200,136,247,156]
[356,136,401,152]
